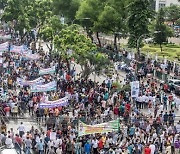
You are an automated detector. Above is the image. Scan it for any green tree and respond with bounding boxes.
[164,4,180,25]
[0,0,8,9]
[76,0,104,42]
[127,0,154,56]
[176,18,180,26]
[2,0,31,37]
[153,8,173,52]
[39,15,64,51]
[27,0,53,28]
[53,0,81,23]
[95,0,127,49]
[76,0,127,48]
[2,0,53,39]
[54,25,110,80]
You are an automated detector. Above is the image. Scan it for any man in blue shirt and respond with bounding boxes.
[36,139,44,154]
[44,135,50,153]
[129,125,135,138]
[84,140,91,154]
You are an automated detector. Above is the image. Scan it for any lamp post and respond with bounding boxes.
[72,18,90,24]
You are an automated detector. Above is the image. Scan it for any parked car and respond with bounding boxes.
[164,79,180,95]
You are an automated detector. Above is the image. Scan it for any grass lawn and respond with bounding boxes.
[141,44,180,62]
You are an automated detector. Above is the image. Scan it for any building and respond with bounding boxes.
[155,0,180,11]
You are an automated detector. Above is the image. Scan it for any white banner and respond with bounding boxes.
[0,42,9,52]
[17,77,44,86]
[39,66,56,75]
[31,81,56,92]
[131,81,139,98]
[39,96,69,108]
[50,132,56,140]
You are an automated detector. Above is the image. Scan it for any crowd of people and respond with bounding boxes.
[0,28,180,154]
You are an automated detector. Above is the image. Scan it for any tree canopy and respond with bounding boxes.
[164,4,180,25]
[53,0,81,23]
[2,0,53,37]
[54,25,110,79]
[127,0,154,54]
[153,8,174,52]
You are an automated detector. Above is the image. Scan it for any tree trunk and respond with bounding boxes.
[114,34,118,51]
[46,43,53,52]
[96,32,101,47]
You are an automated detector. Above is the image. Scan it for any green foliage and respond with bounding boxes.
[76,0,102,32]
[153,8,174,46]
[176,18,180,26]
[54,26,110,79]
[121,84,131,92]
[27,0,53,28]
[54,25,96,58]
[141,48,157,53]
[127,0,154,49]
[39,15,64,43]
[53,0,81,23]
[2,0,53,36]
[164,4,180,25]
[76,0,127,46]
[142,44,180,61]
[0,0,8,9]
[165,44,180,48]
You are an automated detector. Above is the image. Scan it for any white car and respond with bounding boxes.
[144,38,154,44]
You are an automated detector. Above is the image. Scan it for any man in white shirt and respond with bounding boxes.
[47,140,54,152]
[137,95,143,109]
[17,122,25,137]
[92,138,99,154]
[176,121,180,133]
[5,136,14,148]
[54,137,62,151]
[69,132,75,142]
[149,141,155,154]
[56,146,62,154]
